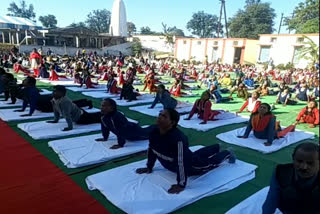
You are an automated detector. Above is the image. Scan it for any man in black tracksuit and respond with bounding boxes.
[136,109,236,194]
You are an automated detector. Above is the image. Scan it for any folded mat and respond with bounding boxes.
[0,108,53,122]
[49,133,148,168]
[67,85,107,92]
[86,145,257,214]
[39,78,79,86]
[129,102,193,117]
[0,99,23,108]
[226,187,282,214]
[17,109,136,140]
[178,113,249,132]
[216,127,315,153]
[0,89,51,108]
[111,94,155,106]
[82,91,118,99]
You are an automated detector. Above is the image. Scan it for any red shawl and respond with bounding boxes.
[251,114,274,131]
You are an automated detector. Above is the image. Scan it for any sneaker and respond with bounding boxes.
[227,148,236,164]
[88,100,93,109]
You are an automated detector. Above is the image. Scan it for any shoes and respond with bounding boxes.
[227,148,236,164]
[88,100,93,109]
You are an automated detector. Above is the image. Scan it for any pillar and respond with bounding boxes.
[25,30,28,45]
[9,31,12,44]
[16,32,19,44]
[1,32,5,43]
[76,36,79,48]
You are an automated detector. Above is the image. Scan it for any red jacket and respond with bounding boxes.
[296,107,319,125]
[170,84,182,97]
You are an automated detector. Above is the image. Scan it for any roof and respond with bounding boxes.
[259,33,319,37]
[0,15,41,30]
[48,26,99,35]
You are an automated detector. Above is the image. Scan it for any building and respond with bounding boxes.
[257,33,319,68]
[175,38,258,65]
[110,0,128,37]
[0,15,41,45]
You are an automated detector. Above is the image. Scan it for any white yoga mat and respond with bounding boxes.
[49,133,148,168]
[178,113,249,132]
[129,102,193,117]
[0,108,53,122]
[17,108,101,140]
[67,85,107,92]
[82,91,118,99]
[112,94,155,106]
[216,127,315,153]
[86,146,257,214]
[0,89,51,108]
[226,187,282,214]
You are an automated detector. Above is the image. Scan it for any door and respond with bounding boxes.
[233,47,242,64]
[211,47,218,63]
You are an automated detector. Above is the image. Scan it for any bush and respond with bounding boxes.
[285,62,294,70]
[276,64,286,70]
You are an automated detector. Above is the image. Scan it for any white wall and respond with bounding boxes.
[257,34,319,68]
[175,39,191,61]
[190,40,206,62]
[19,42,133,56]
[133,35,174,53]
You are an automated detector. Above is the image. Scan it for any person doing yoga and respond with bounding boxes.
[136,109,236,194]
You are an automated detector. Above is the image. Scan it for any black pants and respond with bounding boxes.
[76,111,101,125]
[37,96,92,113]
[190,144,231,176]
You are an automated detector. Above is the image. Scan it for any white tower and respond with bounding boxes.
[109,0,128,37]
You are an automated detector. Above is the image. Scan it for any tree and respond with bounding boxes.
[140,26,156,35]
[228,1,275,39]
[131,38,142,57]
[298,35,319,66]
[68,22,87,28]
[39,15,57,28]
[7,0,36,20]
[285,0,319,33]
[186,11,221,38]
[85,9,111,33]
[127,22,136,36]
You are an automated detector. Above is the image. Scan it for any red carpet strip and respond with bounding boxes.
[0,120,109,214]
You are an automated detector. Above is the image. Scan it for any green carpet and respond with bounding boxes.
[6,71,318,214]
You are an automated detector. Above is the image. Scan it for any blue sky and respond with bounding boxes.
[1,0,303,35]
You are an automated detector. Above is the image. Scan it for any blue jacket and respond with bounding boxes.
[22,87,40,115]
[146,127,193,187]
[101,111,151,147]
[151,90,177,109]
[244,78,254,87]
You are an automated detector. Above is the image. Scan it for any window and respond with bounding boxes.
[214,41,218,45]
[293,46,302,64]
[183,40,187,44]
[270,37,277,43]
[197,41,202,45]
[233,41,239,46]
[296,37,304,43]
[259,46,271,63]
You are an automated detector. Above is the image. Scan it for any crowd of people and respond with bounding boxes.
[0,47,319,213]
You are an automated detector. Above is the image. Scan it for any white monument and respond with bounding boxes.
[109,0,128,37]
